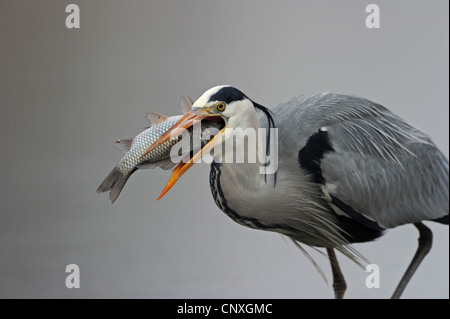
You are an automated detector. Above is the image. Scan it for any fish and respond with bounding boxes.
[97,97,224,203]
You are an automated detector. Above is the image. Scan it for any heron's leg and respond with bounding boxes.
[326,248,347,299]
[391,222,433,299]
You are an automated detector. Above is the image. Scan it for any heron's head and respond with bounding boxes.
[143,85,275,199]
[191,85,257,127]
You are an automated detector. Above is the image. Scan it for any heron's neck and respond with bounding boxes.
[217,111,267,191]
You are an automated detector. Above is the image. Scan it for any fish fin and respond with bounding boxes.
[145,112,168,126]
[137,159,176,170]
[114,139,133,154]
[180,96,193,114]
[97,167,135,203]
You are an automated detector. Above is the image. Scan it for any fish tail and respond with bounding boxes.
[97,167,134,203]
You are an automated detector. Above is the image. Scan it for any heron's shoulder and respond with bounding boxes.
[270,93,395,146]
[272,92,389,116]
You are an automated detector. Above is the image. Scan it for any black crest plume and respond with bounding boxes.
[252,101,277,187]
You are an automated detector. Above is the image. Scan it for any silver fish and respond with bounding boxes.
[97,98,223,203]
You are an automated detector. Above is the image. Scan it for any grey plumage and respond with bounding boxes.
[104,85,448,298]
[272,93,448,229]
[199,88,448,285]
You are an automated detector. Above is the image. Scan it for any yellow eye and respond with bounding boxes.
[216,102,226,112]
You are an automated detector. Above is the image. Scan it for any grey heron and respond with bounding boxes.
[143,85,449,299]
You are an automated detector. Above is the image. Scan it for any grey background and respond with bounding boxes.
[0,0,448,298]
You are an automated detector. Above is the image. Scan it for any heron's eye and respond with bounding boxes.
[216,102,226,112]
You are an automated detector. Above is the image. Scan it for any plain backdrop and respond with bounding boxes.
[0,0,448,298]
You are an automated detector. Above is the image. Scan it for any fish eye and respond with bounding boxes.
[216,102,226,112]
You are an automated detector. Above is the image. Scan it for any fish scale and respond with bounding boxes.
[117,115,183,174]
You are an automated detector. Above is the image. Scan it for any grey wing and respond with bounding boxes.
[320,112,449,229]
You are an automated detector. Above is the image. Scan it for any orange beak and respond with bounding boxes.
[141,108,226,200]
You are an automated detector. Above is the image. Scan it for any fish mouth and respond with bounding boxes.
[141,109,226,200]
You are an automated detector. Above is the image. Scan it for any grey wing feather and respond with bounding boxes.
[317,99,449,228]
[322,120,448,228]
[273,93,449,229]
